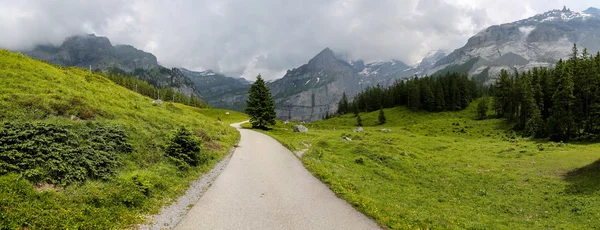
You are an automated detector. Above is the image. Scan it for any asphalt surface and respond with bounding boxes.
[175,121,380,230]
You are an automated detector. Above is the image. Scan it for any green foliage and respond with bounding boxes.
[0,122,130,186]
[378,108,386,125]
[165,127,205,169]
[492,44,600,142]
[245,75,276,129]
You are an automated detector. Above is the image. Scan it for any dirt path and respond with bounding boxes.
[175,121,380,229]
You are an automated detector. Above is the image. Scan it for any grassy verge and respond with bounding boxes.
[251,100,600,229]
[0,50,248,228]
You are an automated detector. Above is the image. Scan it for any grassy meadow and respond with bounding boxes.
[0,50,247,228]
[250,100,600,229]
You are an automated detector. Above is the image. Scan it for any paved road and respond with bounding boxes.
[175,122,380,230]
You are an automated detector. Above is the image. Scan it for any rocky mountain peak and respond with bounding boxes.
[307,47,339,70]
[62,34,114,53]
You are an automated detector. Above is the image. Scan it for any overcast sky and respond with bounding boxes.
[0,0,598,80]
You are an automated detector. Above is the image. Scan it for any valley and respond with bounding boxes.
[1,3,600,230]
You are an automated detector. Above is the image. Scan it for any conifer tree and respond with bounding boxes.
[337,92,349,115]
[547,61,576,141]
[357,114,363,126]
[477,97,489,120]
[434,82,445,112]
[378,107,386,125]
[423,84,435,111]
[245,75,276,129]
[352,102,360,117]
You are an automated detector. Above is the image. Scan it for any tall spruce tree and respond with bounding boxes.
[423,84,435,111]
[245,75,276,129]
[547,60,576,141]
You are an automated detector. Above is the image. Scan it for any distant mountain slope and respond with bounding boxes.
[268,48,364,121]
[23,34,201,98]
[428,7,600,82]
[179,68,251,111]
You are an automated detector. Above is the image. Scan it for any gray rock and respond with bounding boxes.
[293,125,309,133]
[381,128,392,133]
[152,99,163,105]
[353,127,364,132]
[342,136,352,141]
[284,120,290,125]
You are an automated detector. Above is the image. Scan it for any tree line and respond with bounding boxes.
[336,72,485,117]
[100,68,209,109]
[493,44,600,141]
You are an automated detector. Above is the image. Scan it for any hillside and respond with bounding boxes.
[249,100,600,229]
[0,50,247,229]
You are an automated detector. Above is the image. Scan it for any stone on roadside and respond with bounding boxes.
[293,125,309,133]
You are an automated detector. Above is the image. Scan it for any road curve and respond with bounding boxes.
[175,121,380,230]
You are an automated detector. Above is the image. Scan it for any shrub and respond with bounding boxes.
[0,122,131,186]
[165,127,206,169]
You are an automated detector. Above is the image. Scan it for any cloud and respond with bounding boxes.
[0,0,598,80]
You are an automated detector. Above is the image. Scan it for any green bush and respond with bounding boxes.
[165,127,206,169]
[0,122,131,186]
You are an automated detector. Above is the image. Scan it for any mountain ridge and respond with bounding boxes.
[23,34,201,98]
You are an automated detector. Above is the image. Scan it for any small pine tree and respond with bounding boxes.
[378,107,386,125]
[166,127,205,169]
[245,75,276,129]
[357,114,363,126]
[477,97,489,120]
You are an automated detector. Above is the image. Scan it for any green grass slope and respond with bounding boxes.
[252,100,600,229]
[0,50,247,228]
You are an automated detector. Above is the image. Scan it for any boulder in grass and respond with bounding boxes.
[293,125,309,133]
[354,127,364,132]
